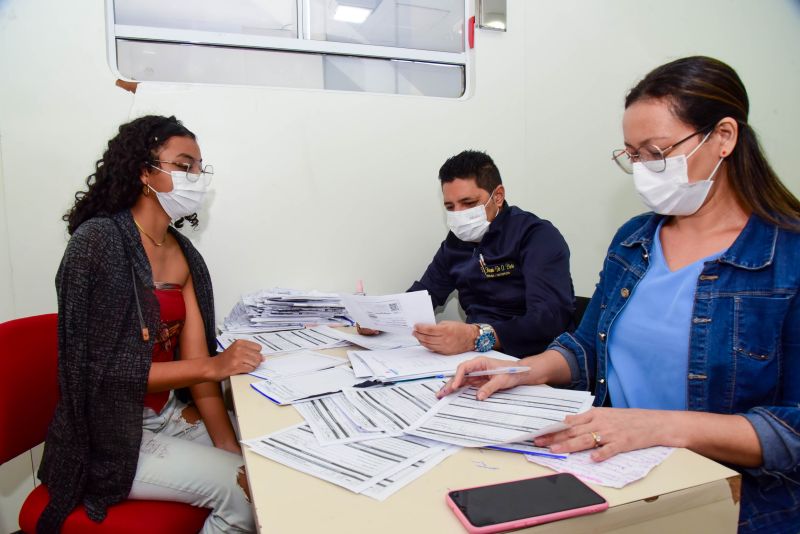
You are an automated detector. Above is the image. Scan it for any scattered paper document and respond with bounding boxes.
[406,385,594,447]
[342,380,445,433]
[361,444,459,501]
[339,291,435,334]
[250,366,357,405]
[348,346,516,381]
[217,327,348,356]
[526,446,674,488]
[294,393,388,445]
[244,424,444,494]
[248,350,345,380]
[313,325,419,351]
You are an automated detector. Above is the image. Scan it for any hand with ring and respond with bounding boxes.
[532,407,667,462]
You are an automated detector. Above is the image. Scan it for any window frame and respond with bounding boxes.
[104,0,472,98]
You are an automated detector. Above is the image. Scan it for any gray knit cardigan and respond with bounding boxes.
[37,210,216,533]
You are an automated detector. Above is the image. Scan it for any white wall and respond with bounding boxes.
[1,0,799,530]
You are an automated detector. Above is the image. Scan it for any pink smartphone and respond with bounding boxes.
[446,473,608,534]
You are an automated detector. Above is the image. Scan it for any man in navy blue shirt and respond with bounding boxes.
[404,150,574,357]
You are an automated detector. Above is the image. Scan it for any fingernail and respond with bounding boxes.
[550,445,562,453]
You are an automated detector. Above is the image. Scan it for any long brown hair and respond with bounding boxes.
[626,56,800,230]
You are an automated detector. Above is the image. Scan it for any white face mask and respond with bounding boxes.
[632,131,724,216]
[148,167,210,221]
[446,188,498,242]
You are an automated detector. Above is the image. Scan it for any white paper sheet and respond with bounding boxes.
[361,443,460,501]
[526,446,674,488]
[249,350,346,380]
[342,380,445,433]
[339,291,436,334]
[313,325,420,351]
[347,346,516,381]
[243,424,443,494]
[406,385,594,447]
[217,326,348,356]
[294,393,388,445]
[250,366,357,405]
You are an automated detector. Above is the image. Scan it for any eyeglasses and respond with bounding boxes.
[154,160,214,182]
[611,126,712,174]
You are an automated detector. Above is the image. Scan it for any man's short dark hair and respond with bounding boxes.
[438,150,502,194]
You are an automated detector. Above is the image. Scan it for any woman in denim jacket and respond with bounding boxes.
[439,56,800,532]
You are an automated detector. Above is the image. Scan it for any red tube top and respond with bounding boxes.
[143,282,186,413]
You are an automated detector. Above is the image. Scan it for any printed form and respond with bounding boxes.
[244,424,452,494]
[217,326,348,355]
[294,393,389,445]
[313,324,420,351]
[339,291,436,334]
[250,366,357,405]
[342,380,445,433]
[347,346,516,381]
[247,350,345,380]
[406,385,594,447]
[294,380,445,444]
[527,446,674,488]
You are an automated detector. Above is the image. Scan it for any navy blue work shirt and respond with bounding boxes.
[409,204,575,356]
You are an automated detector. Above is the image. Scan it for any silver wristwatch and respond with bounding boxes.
[474,323,497,352]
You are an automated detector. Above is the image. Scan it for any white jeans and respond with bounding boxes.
[129,392,256,534]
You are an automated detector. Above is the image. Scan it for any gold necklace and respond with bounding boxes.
[133,218,167,247]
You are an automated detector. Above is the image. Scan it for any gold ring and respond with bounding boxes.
[590,431,602,448]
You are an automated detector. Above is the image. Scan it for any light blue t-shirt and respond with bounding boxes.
[607,221,724,410]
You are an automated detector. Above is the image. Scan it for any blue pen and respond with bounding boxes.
[465,366,530,378]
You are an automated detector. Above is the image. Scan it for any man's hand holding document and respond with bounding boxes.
[340,290,435,335]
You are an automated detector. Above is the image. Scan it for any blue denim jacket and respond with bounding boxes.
[550,213,800,533]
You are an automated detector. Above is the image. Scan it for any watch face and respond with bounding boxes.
[476,332,494,352]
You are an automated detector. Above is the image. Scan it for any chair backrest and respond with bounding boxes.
[572,296,591,330]
[0,313,59,464]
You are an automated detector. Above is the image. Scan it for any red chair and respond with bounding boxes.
[0,314,211,533]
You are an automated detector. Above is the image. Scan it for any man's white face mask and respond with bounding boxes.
[446,187,498,242]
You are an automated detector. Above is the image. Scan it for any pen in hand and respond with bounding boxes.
[464,366,531,378]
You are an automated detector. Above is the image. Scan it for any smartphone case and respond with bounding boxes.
[445,475,609,534]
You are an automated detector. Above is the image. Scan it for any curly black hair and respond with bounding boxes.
[438,150,502,194]
[64,115,198,235]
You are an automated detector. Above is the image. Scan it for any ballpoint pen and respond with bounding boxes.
[465,366,531,378]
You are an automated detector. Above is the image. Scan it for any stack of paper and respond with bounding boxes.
[348,346,517,382]
[222,288,353,333]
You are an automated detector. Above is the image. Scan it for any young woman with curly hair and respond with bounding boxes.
[38,115,262,533]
